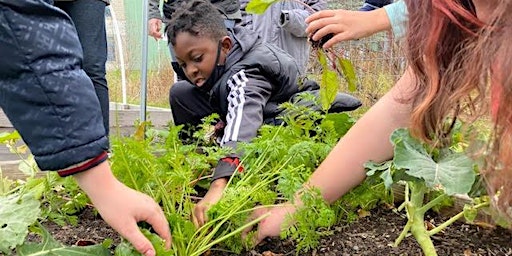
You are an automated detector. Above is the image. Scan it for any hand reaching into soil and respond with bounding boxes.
[193,178,228,227]
[242,203,298,245]
[74,162,171,256]
[305,8,391,49]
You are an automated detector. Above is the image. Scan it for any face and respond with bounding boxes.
[173,32,231,87]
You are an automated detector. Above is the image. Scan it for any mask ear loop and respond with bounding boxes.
[212,40,223,67]
[203,40,223,82]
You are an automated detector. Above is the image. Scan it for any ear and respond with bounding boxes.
[220,36,233,55]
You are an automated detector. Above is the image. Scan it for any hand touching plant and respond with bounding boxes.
[305,8,392,49]
[74,162,172,256]
[193,178,228,227]
[242,203,298,244]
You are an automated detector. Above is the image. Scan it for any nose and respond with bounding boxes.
[185,64,199,80]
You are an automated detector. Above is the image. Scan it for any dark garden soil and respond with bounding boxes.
[32,206,512,256]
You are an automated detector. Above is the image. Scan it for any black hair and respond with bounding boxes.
[165,0,228,46]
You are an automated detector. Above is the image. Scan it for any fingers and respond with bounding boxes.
[241,206,266,238]
[117,222,157,256]
[148,19,163,39]
[305,9,335,24]
[193,204,208,228]
[142,202,172,250]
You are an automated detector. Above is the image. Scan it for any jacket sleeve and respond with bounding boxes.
[0,0,109,176]
[148,0,162,20]
[212,68,273,180]
[278,0,327,38]
[384,0,408,39]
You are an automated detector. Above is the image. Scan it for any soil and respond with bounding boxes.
[30,206,512,256]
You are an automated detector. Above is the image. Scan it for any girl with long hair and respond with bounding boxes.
[245,0,512,244]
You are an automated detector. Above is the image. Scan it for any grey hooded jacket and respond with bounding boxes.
[240,0,326,73]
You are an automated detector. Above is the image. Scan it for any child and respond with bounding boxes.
[165,0,361,227]
[0,1,170,255]
[247,0,512,244]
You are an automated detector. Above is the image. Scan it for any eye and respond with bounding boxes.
[178,62,187,69]
[193,55,203,63]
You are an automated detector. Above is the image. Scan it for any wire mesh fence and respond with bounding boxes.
[308,0,406,107]
[306,0,406,107]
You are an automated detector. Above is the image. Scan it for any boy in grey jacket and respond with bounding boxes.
[166,0,361,227]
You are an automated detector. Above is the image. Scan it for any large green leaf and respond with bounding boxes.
[0,194,40,254]
[17,226,110,256]
[391,129,476,195]
[245,0,279,14]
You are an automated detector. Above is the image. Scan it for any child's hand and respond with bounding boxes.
[241,203,298,245]
[193,178,228,227]
[74,162,171,256]
[305,8,391,49]
[148,18,163,40]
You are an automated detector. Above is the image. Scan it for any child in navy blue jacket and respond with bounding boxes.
[0,1,170,255]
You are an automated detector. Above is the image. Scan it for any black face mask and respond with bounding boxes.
[197,41,225,93]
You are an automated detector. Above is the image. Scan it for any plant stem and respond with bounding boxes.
[428,201,490,236]
[418,193,449,215]
[191,212,271,256]
[408,182,437,256]
[394,214,412,246]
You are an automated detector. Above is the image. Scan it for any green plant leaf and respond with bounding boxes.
[245,0,279,14]
[320,69,338,111]
[338,58,357,92]
[0,130,21,143]
[365,161,393,188]
[323,113,355,137]
[391,129,476,195]
[0,194,40,254]
[463,204,478,223]
[317,49,341,111]
[18,155,39,177]
[17,226,110,256]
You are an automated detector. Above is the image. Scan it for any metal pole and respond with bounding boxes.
[140,0,149,123]
[108,6,128,105]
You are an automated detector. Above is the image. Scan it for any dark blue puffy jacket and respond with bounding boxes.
[0,0,109,173]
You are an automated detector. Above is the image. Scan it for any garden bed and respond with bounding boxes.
[32,206,512,256]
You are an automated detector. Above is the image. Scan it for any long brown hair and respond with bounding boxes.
[405,0,512,221]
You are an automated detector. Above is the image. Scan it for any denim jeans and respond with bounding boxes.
[54,0,109,136]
